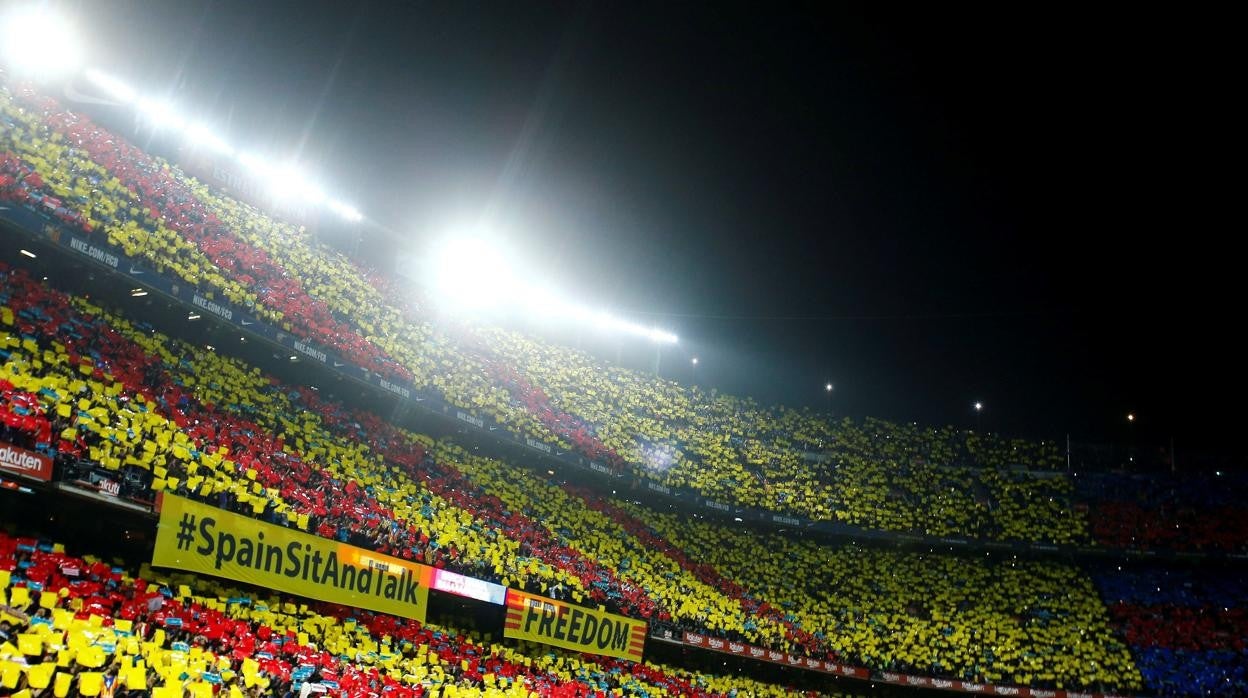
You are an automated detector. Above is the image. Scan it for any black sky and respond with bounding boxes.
[61,1,1240,454]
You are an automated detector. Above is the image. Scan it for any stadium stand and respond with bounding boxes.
[3,67,1247,697]
[606,496,1140,691]
[1079,473,1248,553]
[0,262,1157,695]
[1,76,1110,549]
[1093,565,1248,696]
[0,261,805,649]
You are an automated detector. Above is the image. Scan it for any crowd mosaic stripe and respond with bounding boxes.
[0,203,1238,569]
[3,205,1241,565]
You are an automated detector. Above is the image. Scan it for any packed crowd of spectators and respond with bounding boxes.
[0,264,814,659]
[8,71,1243,554]
[6,65,1248,687]
[0,264,1169,694]
[1093,566,1248,696]
[604,496,1139,692]
[0,531,827,698]
[1,76,1105,549]
[15,69,1242,552]
[1078,473,1248,552]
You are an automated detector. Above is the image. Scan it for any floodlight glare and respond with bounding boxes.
[424,234,677,342]
[329,200,364,222]
[517,284,574,319]
[269,166,325,204]
[0,6,82,81]
[84,68,136,104]
[237,152,275,178]
[648,328,679,344]
[301,185,327,204]
[137,97,186,132]
[433,238,513,311]
[184,122,233,156]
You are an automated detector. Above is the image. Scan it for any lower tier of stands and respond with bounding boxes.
[0,526,833,698]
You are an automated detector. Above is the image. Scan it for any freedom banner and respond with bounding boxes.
[152,494,431,622]
[504,589,646,662]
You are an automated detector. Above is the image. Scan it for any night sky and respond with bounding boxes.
[60,1,1238,454]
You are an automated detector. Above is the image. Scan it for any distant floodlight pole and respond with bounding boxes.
[1126,412,1136,468]
[690,356,699,385]
[974,401,983,432]
[824,382,834,413]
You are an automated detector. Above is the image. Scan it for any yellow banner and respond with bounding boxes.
[504,589,646,662]
[152,494,430,622]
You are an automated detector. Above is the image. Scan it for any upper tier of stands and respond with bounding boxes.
[0,77,1111,549]
[1,73,1243,555]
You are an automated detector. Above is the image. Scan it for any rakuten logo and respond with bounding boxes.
[0,443,52,481]
[0,446,42,471]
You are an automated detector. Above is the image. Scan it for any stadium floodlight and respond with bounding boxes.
[647,327,679,344]
[574,307,676,344]
[424,234,678,343]
[137,97,186,132]
[974,401,983,411]
[579,310,676,344]
[300,185,328,205]
[517,284,575,320]
[825,382,834,392]
[328,200,364,222]
[237,151,275,178]
[0,6,83,81]
[269,166,325,204]
[432,238,513,311]
[84,68,137,104]
[184,122,233,156]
